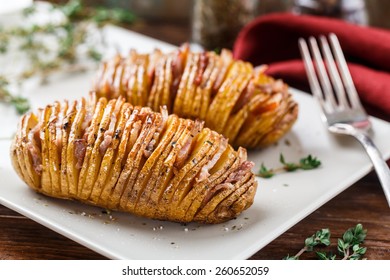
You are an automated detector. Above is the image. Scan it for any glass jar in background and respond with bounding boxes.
[292,0,368,25]
[191,0,259,50]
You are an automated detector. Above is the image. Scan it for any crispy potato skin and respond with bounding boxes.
[93,45,298,149]
[10,94,257,224]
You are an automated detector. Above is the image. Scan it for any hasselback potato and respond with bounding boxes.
[93,45,298,149]
[10,93,257,224]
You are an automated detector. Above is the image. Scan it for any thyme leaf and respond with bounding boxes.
[256,153,321,178]
[284,224,367,260]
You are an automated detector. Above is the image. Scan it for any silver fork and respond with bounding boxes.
[299,33,390,207]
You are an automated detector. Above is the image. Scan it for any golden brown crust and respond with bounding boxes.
[93,46,298,149]
[10,95,257,224]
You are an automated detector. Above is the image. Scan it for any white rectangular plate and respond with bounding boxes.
[1,26,390,260]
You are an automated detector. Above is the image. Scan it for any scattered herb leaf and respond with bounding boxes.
[256,153,321,178]
[284,224,367,260]
[258,163,274,178]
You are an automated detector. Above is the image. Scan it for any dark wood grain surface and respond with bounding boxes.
[1,19,390,260]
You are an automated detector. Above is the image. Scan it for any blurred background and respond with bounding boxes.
[18,0,389,50]
[90,0,390,28]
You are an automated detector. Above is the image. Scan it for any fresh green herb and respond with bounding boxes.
[258,163,275,178]
[256,153,321,178]
[337,223,367,260]
[284,228,330,260]
[284,224,367,260]
[0,0,136,114]
[0,76,30,114]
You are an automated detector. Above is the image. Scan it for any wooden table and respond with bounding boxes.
[1,19,390,260]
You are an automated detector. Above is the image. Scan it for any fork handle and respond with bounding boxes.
[353,132,390,207]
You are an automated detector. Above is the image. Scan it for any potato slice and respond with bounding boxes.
[167,131,221,222]
[110,109,154,210]
[255,98,298,147]
[67,97,92,196]
[47,101,62,197]
[17,114,38,190]
[122,112,164,212]
[119,113,155,212]
[132,113,177,217]
[98,105,138,208]
[161,54,173,111]
[136,54,150,106]
[194,171,252,222]
[79,97,125,201]
[149,55,166,112]
[105,107,151,209]
[205,175,256,223]
[235,92,287,148]
[182,53,200,118]
[145,117,188,218]
[101,54,122,100]
[60,100,77,197]
[173,52,194,116]
[192,52,211,118]
[183,146,239,222]
[205,75,234,131]
[40,105,53,195]
[212,49,233,93]
[159,127,212,220]
[12,116,31,186]
[88,102,130,204]
[78,98,122,200]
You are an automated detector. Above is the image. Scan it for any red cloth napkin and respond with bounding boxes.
[233,13,390,121]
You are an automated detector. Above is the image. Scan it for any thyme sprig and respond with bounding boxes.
[0,0,135,114]
[257,153,321,178]
[284,228,330,260]
[0,76,30,114]
[337,223,367,260]
[284,224,367,260]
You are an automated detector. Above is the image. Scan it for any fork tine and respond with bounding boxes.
[298,38,327,111]
[308,37,338,111]
[318,35,349,109]
[328,33,364,110]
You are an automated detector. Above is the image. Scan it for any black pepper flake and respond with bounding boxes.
[171,242,175,245]
[100,127,105,132]
[114,129,121,139]
[63,122,69,130]
[206,140,213,146]
[192,158,197,164]
[171,141,177,147]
